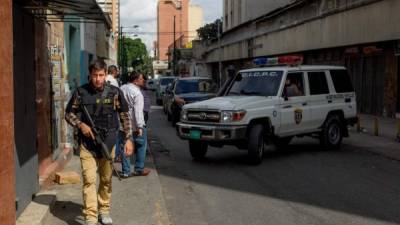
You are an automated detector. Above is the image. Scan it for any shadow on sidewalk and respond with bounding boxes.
[46,200,83,225]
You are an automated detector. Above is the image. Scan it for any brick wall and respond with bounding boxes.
[0,0,16,224]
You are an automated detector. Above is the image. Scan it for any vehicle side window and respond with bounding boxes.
[284,72,304,97]
[308,71,329,95]
[330,69,354,93]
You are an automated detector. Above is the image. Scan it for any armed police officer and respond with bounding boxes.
[65,59,133,225]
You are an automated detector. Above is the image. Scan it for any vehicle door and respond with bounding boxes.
[278,72,312,135]
[306,70,332,128]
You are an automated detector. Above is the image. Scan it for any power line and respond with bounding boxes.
[123,30,199,34]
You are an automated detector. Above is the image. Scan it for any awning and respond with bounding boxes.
[19,0,111,27]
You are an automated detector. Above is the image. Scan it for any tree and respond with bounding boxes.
[197,19,222,42]
[119,37,153,80]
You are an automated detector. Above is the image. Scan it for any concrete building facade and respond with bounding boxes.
[202,0,400,117]
[157,0,189,61]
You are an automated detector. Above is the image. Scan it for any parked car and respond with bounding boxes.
[146,79,157,91]
[177,64,357,164]
[165,77,217,126]
[156,76,176,105]
[162,83,173,114]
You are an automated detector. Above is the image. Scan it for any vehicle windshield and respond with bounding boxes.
[160,78,175,86]
[227,71,283,96]
[175,79,217,94]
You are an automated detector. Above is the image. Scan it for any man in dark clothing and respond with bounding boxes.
[65,59,133,225]
[142,76,151,123]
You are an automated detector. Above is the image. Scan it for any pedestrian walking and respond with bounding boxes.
[119,71,151,177]
[142,76,151,123]
[65,59,133,225]
[106,65,119,87]
[141,76,152,154]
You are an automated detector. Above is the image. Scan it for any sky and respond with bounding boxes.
[120,0,223,53]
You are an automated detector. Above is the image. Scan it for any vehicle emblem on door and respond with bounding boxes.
[294,108,303,125]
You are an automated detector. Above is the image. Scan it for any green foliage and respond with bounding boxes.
[197,19,222,41]
[119,37,153,78]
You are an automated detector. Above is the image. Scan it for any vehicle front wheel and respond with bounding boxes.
[248,124,265,164]
[189,140,208,160]
[320,115,343,149]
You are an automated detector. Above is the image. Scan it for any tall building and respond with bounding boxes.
[157,0,189,61]
[97,0,119,34]
[97,0,119,64]
[188,4,204,42]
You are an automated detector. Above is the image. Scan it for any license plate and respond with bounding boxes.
[189,130,201,140]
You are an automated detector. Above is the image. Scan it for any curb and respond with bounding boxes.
[348,130,400,162]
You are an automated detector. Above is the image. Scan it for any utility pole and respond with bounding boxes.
[118,0,121,69]
[218,19,222,87]
[173,15,176,75]
[119,26,122,70]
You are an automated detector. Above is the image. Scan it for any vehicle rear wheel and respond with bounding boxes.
[248,124,265,164]
[320,115,343,149]
[189,140,208,160]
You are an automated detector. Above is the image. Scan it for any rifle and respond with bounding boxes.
[74,80,122,181]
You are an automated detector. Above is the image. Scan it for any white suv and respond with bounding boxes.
[177,65,357,164]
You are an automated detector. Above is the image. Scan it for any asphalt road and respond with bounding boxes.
[147,95,400,225]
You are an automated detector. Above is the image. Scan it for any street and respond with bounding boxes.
[148,95,400,225]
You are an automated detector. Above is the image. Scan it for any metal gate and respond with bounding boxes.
[346,54,385,115]
[13,5,39,217]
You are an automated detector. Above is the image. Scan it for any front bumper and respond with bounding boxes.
[177,122,247,141]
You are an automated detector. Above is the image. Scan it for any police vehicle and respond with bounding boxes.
[176,56,358,164]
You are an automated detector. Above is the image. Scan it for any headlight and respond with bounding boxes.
[221,110,246,123]
[181,109,188,121]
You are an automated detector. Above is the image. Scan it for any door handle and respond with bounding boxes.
[302,102,308,106]
[345,98,351,103]
[328,100,332,103]
[283,105,292,109]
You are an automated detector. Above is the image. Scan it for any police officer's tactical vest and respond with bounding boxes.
[77,83,119,156]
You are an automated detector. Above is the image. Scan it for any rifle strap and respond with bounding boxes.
[95,84,111,117]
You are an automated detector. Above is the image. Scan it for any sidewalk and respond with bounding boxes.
[346,114,400,161]
[356,114,400,141]
[39,140,171,225]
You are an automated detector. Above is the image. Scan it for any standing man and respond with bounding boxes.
[106,65,119,87]
[142,76,151,123]
[65,60,133,225]
[120,71,151,176]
